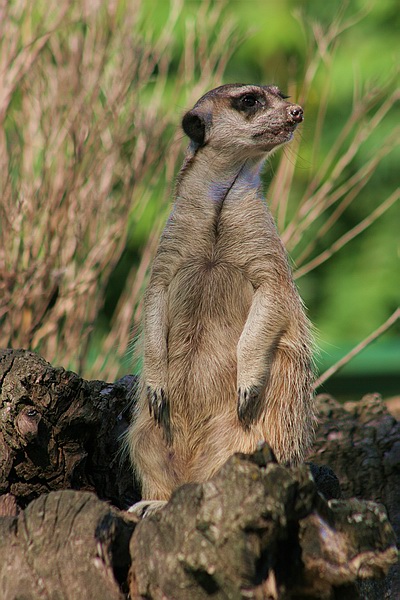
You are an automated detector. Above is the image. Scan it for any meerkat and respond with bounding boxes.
[127,83,315,514]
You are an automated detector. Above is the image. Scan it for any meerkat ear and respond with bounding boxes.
[182,109,209,146]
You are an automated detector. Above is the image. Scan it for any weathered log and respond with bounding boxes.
[1,349,399,599]
[0,489,135,600]
[309,393,400,598]
[0,349,138,513]
[311,393,400,510]
[0,450,396,600]
[129,445,397,599]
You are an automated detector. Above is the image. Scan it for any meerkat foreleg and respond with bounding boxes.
[143,285,172,442]
[236,285,288,426]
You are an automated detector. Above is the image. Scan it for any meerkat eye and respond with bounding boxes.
[231,92,262,113]
[241,94,258,107]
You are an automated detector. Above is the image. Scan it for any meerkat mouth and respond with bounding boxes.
[253,125,297,140]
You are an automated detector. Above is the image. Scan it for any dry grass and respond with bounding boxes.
[0,0,240,376]
[0,1,397,382]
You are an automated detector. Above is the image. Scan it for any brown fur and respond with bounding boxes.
[127,84,315,503]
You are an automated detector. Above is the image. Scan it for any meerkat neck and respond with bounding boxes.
[176,146,265,206]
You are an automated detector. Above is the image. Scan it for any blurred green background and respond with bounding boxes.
[125,0,400,398]
[1,0,399,398]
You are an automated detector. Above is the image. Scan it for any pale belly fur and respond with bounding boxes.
[167,259,252,408]
[131,259,288,495]
[163,259,268,468]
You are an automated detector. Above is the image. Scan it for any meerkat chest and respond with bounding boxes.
[164,191,279,285]
[167,257,253,344]
[211,194,275,268]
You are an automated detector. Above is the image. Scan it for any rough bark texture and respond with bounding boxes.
[128,445,397,600]
[0,349,399,599]
[309,393,400,598]
[0,348,138,513]
[0,489,135,599]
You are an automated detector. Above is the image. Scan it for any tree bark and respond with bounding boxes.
[0,349,399,599]
[129,446,397,599]
[0,348,138,513]
[0,489,134,599]
[309,393,400,598]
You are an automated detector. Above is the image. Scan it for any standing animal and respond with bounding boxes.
[127,84,315,514]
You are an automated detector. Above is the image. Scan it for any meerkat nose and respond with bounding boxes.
[288,105,304,123]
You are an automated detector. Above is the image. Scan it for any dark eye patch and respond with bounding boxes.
[231,93,263,113]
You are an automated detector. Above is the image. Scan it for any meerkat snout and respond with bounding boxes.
[287,104,303,124]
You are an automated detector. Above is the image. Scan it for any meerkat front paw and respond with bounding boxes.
[147,385,167,424]
[237,385,263,428]
[147,385,172,444]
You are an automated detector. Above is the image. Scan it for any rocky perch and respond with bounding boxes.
[0,349,399,599]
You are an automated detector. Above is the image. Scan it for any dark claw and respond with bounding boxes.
[237,385,262,428]
[147,386,172,444]
[147,386,165,424]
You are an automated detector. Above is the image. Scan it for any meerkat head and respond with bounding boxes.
[182,83,303,158]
